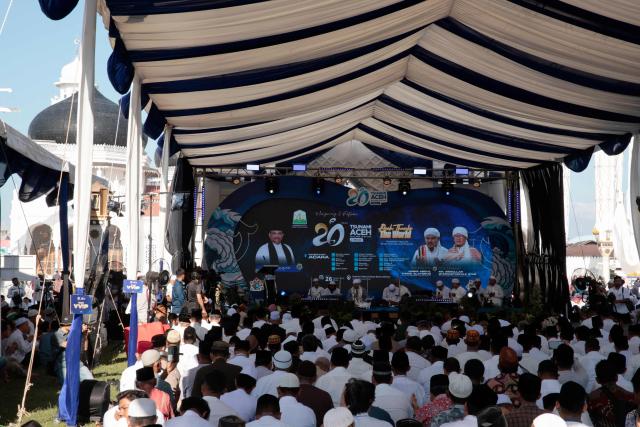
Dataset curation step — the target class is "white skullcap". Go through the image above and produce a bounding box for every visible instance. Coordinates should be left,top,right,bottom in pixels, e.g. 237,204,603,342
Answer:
452,226,468,238
170,275,177,281
128,398,157,418
436,280,444,287
141,349,161,367
270,311,281,321
227,308,237,316
273,350,292,370
353,279,361,285
532,413,567,427
497,394,512,405
452,278,460,284
424,228,440,238
388,284,396,291
15,318,28,327
498,319,510,327
459,315,470,324
343,329,358,344
282,312,293,322
277,373,300,388
448,372,473,398
323,408,354,427
470,325,484,335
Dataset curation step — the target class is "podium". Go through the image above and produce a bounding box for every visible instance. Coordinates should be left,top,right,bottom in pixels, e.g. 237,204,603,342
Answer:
258,265,279,305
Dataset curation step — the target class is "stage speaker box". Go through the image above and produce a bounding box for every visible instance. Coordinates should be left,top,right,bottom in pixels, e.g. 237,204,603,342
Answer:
77,379,110,424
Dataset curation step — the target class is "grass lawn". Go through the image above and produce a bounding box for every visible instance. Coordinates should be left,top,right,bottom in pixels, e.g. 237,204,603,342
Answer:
1,341,127,427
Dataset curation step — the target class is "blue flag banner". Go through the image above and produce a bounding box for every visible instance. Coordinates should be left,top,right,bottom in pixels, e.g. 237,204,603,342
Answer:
127,292,138,366
58,287,83,425
123,279,144,293
70,294,93,315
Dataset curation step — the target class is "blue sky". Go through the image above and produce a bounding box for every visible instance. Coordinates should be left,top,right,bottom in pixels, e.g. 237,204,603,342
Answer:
0,2,598,240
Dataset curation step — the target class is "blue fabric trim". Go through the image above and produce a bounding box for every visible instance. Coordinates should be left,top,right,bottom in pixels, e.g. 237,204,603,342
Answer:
119,91,150,120
38,0,78,20
357,124,526,169
378,95,574,154
400,79,630,142
437,18,640,96
106,0,269,15
127,293,138,366
143,30,422,94
164,51,408,116
509,0,640,46
364,144,434,169
411,47,640,123
373,116,555,163
143,104,165,140
563,147,595,172
108,38,135,95
125,0,424,62
58,285,84,425
599,137,632,156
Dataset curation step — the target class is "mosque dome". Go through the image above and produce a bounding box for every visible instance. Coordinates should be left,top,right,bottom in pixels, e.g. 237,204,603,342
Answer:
28,87,128,146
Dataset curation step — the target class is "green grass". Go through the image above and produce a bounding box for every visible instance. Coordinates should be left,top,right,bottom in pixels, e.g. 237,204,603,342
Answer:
1,341,127,427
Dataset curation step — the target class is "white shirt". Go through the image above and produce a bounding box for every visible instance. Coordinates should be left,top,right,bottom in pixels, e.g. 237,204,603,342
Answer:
322,336,338,352
119,360,143,392
382,286,410,303
406,351,430,381
229,353,254,371
444,341,466,358
252,370,290,398
392,375,427,407
450,286,467,303
353,413,393,427
479,284,503,306
246,415,290,427
191,322,208,342
307,286,323,298
520,350,549,375
608,286,635,314
5,329,32,362
441,415,477,427
165,410,209,427
279,396,316,427
455,350,490,368
434,286,451,299
537,379,561,409
314,366,354,407
203,395,239,426
617,374,633,393
347,357,373,381
483,355,500,381
221,388,257,422
373,383,413,423
418,360,444,394
321,287,341,297
181,363,208,399
103,404,165,427
177,343,199,377
578,351,605,392
255,243,295,266
300,349,330,364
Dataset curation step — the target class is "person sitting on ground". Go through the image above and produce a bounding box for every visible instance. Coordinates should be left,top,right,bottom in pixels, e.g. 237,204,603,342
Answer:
276,372,316,427
343,379,392,427
430,372,473,427
164,397,210,427
414,374,451,427
463,359,484,385
371,361,413,423
391,350,427,407
296,360,334,427
126,398,158,427
504,373,544,427
221,373,258,423
588,360,635,427
443,384,498,427
201,370,239,426
486,347,521,409
246,394,288,427
557,381,590,427
315,347,354,407
135,367,174,420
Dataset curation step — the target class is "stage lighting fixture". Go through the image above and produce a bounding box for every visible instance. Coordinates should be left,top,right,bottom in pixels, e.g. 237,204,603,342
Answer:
473,179,482,188
335,175,343,184
467,291,473,298
442,181,454,196
232,176,241,185
265,176,278,194
413,167,427,175
312,177,324,195
455,168,469,176
398,179,411,195
280,290,287,297
383,176,392,186
247,163,260,171
293,163,307,171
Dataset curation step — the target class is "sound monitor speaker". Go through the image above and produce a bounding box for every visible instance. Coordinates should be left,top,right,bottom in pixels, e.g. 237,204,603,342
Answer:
77,379,110,423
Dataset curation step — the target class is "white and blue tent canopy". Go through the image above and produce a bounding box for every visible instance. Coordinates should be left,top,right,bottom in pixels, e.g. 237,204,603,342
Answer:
97,0,640,171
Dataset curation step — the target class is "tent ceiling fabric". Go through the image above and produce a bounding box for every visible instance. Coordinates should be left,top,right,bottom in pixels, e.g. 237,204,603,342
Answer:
100,0,640,170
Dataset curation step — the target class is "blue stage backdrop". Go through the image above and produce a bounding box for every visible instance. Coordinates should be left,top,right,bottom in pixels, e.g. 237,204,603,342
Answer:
205,177,515,298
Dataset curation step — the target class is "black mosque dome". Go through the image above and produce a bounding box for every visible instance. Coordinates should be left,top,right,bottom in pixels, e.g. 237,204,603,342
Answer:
28,87,128,146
